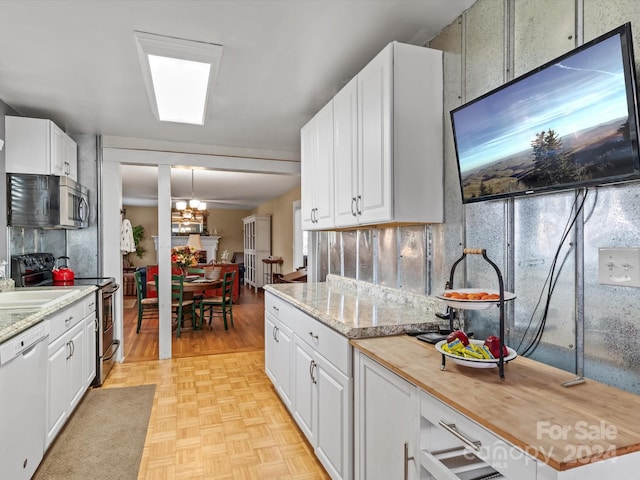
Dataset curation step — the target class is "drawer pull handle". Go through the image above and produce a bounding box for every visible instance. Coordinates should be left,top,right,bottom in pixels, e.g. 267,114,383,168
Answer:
403,442,414,480
308,331,318,341
273,326,279,342
438,421,481,451
65,315,73,325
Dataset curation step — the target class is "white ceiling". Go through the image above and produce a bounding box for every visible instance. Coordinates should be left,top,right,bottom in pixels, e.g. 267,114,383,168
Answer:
0,0,475,208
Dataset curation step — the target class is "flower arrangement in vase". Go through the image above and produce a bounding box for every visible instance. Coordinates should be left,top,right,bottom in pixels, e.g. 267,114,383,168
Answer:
171,245,198,274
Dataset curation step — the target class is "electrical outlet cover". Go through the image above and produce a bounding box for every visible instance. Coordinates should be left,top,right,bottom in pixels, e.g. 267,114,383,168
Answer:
598,247,640,287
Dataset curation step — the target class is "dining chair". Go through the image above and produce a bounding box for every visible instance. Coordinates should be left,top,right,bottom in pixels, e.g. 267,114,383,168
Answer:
134,271,158,333
198,271,235,330
154,273,195,337
186,267,206,303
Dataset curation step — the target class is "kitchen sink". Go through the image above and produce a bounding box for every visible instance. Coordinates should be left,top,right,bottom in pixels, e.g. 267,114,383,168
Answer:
0,289,77,310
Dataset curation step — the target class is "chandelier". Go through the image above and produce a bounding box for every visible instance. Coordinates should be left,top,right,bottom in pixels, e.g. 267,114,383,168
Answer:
175,169,207,222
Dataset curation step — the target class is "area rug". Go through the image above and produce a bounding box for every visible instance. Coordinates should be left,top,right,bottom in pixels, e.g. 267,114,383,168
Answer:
33,384,156,480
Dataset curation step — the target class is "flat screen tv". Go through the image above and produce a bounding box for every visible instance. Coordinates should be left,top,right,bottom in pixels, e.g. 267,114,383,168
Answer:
451,23,640,204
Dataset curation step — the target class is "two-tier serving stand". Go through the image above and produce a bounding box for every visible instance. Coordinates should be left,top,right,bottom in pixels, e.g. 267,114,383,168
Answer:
438,248,515,379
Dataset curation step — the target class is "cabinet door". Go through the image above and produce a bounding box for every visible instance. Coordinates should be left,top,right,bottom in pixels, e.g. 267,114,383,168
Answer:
46,334,70,447
315,352,351,480
67,320,86,411
355,351,418,480
85,314,97,387
334,77,359,227
63,134,78,181
358,43,393,225
265,314,278,384
275,320,293,409
265,312,293,409
301,101,334,230
49,122,65,176
301,118,317,229
292,334,316,445
314,101,335,229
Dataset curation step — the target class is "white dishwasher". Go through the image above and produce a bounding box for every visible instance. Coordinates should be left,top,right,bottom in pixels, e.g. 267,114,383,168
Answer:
0,322,48,480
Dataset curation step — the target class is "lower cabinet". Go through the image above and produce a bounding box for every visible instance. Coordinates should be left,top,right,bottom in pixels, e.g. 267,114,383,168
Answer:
84,311,97,386
354,350,419,480
46,294,96,448
264,292,352,480
264,311,293,410
354,349,536,480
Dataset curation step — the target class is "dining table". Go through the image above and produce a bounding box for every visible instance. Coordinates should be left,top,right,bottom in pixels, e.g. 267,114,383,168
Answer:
147,276,223,331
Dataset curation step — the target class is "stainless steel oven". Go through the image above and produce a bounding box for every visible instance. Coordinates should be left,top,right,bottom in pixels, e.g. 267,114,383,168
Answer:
95,279,120,386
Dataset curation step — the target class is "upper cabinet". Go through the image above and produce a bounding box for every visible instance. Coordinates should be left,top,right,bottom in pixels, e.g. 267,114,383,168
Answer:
303,41,444,230
5,116,78,182
301,100,335,230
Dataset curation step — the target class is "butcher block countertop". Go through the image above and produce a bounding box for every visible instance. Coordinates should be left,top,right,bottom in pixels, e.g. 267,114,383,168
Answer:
351,335,640,472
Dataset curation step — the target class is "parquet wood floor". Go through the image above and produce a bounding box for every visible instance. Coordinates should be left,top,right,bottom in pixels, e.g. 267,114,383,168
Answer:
110,285,330,479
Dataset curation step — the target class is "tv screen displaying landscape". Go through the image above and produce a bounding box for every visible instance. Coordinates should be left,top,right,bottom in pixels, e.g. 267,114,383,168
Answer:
451,23,640,203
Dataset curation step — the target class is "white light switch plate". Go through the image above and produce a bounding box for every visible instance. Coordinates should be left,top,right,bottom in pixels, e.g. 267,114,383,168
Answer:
598,248,640,287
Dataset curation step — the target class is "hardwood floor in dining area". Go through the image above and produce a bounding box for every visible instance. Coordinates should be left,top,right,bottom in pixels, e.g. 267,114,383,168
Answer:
109,284,330,479
122,284,266,362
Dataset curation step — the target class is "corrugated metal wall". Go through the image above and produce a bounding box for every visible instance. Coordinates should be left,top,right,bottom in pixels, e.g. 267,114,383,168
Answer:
309,0,640,395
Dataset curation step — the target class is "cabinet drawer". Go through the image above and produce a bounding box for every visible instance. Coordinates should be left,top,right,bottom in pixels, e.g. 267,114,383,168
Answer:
83,293,97,317
420,390,536,480
265,291,351,375
48,301,84,343
265,293,297,325
295,311,350,376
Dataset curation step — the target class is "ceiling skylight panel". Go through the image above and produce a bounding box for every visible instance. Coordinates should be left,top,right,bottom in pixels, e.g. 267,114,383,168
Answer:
148,55,211,124
134,31,223,126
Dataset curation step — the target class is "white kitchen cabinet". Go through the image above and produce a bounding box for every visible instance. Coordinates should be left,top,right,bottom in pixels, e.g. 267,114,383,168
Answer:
301,100,335,230
354,350,536,480
420,389,537,480
354,350,419,480
243,214,271,291
292,331,351,480
5,116,78,181
292,334,315,441
264,308,293,410
63,133,78,181
333,42,444,227
45,294,94,447
333,77,360,226
264,291,352,480
314,346,351,480
84,295,97,387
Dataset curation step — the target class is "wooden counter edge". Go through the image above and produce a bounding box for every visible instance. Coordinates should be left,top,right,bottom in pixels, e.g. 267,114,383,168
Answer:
350,335,640,472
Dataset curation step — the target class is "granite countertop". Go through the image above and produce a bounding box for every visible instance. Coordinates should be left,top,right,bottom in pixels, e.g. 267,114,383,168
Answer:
0,286,97,344
263,274,444,338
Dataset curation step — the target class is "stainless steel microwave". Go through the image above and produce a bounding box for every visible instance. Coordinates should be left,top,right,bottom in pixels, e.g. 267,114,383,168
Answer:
7,174,89,229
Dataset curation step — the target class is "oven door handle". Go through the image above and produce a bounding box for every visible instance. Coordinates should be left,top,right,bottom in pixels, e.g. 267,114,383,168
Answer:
103,339,120,362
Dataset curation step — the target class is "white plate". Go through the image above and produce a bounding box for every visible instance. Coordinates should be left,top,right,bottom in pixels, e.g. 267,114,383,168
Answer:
436,288,516,310
435,339,517,369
